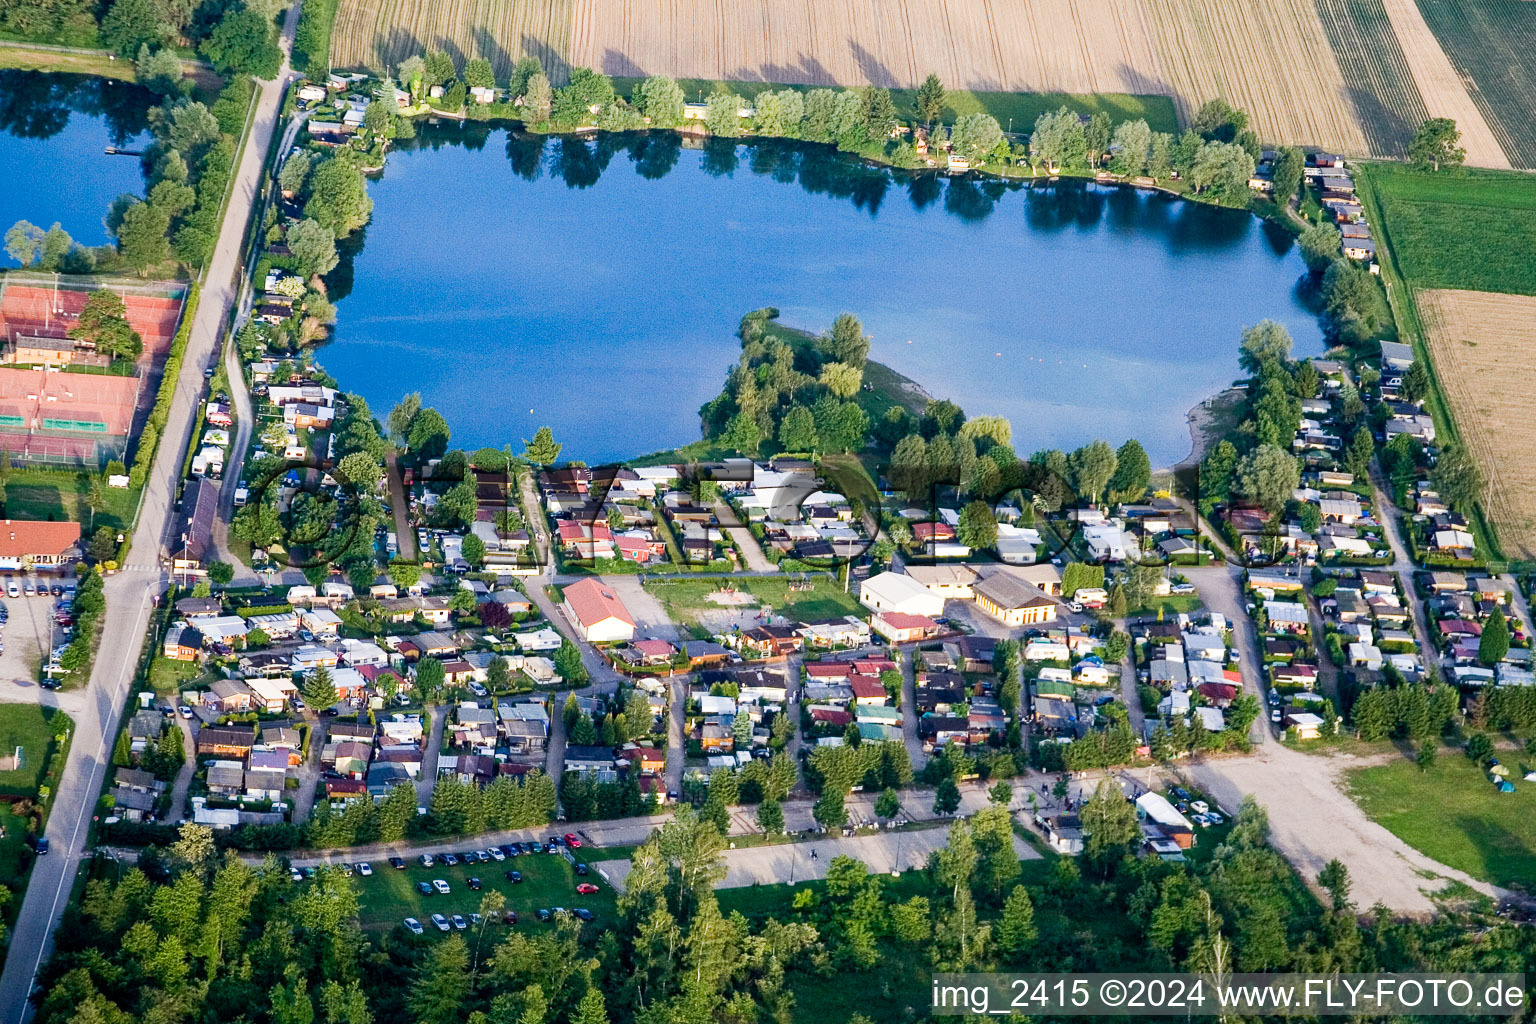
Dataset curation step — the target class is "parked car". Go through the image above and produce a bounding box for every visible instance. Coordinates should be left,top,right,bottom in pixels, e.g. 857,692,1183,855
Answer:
576,883,599,895
505,870,523,883
488,847,506,861
468,877,482,890
431,914,450,932
419,854,435,867
441,853,458,866
451,915,467,931
564,833,581,848
178,706,194,719
356,862,373,876
390,856,407,869
34,837,50,855
573,908,594,922
503,910,518,925
469,913,483,926
536,908,551,922
404,917,424,934
432,879,451,894
574,863,589,876
416,882,433,895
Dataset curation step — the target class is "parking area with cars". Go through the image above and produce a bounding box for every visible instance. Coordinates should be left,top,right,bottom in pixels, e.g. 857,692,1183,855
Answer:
0,578,75,690
315,837,616,935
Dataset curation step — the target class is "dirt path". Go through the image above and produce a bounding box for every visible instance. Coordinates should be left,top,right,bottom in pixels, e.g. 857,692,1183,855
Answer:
1377,0,1510,168
383,452,418,562
1189,744,1515,913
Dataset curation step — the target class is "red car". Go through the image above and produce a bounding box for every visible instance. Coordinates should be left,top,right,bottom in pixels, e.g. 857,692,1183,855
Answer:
576,883,599,895
564,833,581,848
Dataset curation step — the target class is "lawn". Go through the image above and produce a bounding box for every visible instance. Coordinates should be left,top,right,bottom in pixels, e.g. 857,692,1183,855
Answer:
348,846,617,934
1360,163,1536,296
1347,753,1536,890
644,575,862,629
0,704,65,796
3,467,139,534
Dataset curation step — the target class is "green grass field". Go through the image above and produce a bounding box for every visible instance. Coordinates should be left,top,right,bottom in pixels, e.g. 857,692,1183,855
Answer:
1348,753,1536,890
1361,163,1536,296
1412,0,1536,168
3,467,139,533
0,705,64,796
644,575,862,628
348,847,617,933
611,79,1179,135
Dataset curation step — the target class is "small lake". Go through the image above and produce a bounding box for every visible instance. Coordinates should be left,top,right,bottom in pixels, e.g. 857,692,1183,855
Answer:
326,125,1325,466
0,70,154,258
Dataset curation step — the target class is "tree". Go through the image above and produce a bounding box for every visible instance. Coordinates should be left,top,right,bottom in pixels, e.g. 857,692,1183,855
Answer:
460,531,485,567
1239,319,1293,374
637,74,685,127
1107,439,1150,501
1323,256,1391,345
69,289,144,361
1068,439,1117,504
522,73,552,123
862,86,897,140
1431,443,1483,512
721,412,763,456
933,776,961,815
1189,140,1255,200
875,787,900,820
4,220,42,266
777,405,818,452
1080,779,1138,861
704,91,743,136
387,559,421,590
207,560,234,585
756,797,783,835
1084,111,1111,167
1345,427,1374,481
818,361,862,399
411,934,470,1024
305,158,373,237
117,202,171,273
1408,118,1465,172
301,666,338,711
996,885,1037,959
407,408,450,462
956,500,997,550
555,638,588,685
523,426,561,465
1298,222,1341,275
100,0,171,55
1416,738,1437,772
1317,858,1352,910
1400,359,1431,403
1480,606,1510,666
1271,146,1304,204
950,112,1003,163
202,7,280,77
464,57,494,89
1109,118,1151,175
914,72,945,124
825,313,870,368
286,218,338,278
1233,444,1299,514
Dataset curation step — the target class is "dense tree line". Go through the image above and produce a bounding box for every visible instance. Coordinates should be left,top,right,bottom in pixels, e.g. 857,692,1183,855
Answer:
44,789,1536,1024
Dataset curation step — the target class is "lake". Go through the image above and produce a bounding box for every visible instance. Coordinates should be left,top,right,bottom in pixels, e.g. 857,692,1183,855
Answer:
325,126,1325,466
0,70,154,258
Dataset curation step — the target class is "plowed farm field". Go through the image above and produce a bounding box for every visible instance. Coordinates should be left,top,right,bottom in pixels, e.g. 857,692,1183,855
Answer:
329,0,572,81
326,0,1509,162
1416,288,1536,560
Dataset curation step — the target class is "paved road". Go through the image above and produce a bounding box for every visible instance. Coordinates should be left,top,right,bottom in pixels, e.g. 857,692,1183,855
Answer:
1368,463,1437,664
712,501,774,572
1184,565,1270,746
0,7,301,1019
209,335,258,584
164,713,197,822
416,705,446,805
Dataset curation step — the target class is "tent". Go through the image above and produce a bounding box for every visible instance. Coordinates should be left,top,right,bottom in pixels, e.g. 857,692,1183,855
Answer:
1497,781,1516,793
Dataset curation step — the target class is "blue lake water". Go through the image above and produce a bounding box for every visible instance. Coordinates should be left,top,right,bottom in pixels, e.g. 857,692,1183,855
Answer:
0,70,153,257
325,127,1325,466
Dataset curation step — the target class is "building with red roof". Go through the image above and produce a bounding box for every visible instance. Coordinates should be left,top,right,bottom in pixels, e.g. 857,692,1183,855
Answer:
561,577,636,643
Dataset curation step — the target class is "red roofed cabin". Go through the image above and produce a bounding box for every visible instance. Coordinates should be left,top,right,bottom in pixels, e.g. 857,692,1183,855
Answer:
0,519,80,572
561,577,636,643
872,612,943,643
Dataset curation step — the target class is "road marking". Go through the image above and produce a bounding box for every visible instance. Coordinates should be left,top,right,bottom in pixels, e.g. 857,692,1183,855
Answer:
15,577,157,1021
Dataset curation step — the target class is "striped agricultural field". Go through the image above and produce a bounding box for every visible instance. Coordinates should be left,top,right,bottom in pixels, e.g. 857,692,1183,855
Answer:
1412,0,1536,168
1415,289,1536,561
1313,0,1428,157
329,0,573,81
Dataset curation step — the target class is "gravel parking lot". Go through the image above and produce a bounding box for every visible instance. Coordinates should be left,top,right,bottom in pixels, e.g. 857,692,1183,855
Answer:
595,826,1038,891
0,590,62,687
